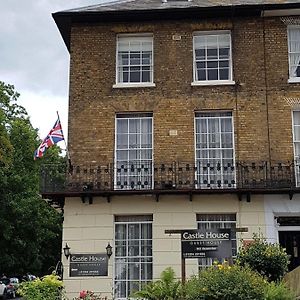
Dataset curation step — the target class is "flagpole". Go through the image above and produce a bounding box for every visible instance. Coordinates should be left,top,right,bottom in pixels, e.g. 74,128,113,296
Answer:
56,111,73,173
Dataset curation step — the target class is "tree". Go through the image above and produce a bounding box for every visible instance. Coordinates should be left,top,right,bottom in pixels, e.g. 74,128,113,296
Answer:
0,81,63,276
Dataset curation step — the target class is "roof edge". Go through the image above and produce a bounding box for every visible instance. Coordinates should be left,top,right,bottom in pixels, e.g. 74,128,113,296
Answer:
52,2,300,52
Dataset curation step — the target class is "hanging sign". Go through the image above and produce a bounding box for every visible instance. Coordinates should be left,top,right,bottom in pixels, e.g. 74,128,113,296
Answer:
69,253,108,277
181,229,232,259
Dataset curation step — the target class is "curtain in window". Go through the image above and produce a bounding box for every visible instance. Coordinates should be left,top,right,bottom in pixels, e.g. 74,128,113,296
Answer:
293,111,300,186
195,112,235,189
117,36,153,83
289,28,300,78
115,115,153,190
114,216,153,299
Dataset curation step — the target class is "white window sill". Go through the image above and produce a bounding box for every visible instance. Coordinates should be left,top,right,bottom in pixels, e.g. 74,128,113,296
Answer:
113,83,156,89
191,80,236,86
288,78,300,84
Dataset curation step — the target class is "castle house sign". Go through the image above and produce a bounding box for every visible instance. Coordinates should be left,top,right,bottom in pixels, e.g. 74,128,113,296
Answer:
70,254,108,277
181,229,232,259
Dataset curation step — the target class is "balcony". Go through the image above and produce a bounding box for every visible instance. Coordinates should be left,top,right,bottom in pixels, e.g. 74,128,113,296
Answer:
40,161,300,206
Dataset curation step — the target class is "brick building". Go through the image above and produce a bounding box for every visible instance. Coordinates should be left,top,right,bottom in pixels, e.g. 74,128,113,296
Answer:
45,0,300,298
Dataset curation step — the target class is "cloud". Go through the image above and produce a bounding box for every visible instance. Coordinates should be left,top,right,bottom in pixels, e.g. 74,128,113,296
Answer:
0,0,107,139
18,89,69,142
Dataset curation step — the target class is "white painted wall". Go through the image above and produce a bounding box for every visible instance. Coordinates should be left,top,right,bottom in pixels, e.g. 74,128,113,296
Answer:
62,193,266,299
264,194,300,243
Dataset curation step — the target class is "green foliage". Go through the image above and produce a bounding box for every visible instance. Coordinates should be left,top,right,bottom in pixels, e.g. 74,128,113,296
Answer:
237,233,289,281
18,273,65,300
133,267,183,300
185,264,267,300
73,290,108,300
264,281,295,300
0,81,63,276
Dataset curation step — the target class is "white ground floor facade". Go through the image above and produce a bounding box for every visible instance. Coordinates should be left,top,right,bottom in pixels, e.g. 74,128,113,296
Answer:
61,193,300,299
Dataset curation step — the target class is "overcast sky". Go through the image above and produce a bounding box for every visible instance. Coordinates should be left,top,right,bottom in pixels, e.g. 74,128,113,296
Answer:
0,0,107,143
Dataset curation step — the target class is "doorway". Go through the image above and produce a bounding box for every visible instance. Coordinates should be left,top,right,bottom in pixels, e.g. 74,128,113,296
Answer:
278,224,300,271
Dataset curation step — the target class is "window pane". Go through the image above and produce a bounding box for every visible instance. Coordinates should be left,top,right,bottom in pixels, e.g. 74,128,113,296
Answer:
141,223,152,239
142,51,151,64
207,61,218,68
206,35,218,48
208,69,218,80
194,36,206,48
115,241,127,257
117,150,128,161
117,134,128,149
207,49,218,59
219,68,229,80
142,71,150,82
117,119,128,133
221,118,232,132
119,52,129,65
218,34,230,47
129,150,140,160
141,119,152,133
195,48,205,60
141,134,152,148
122,71,129,82
130,52,141,65
116,224,126,240
128,240,139,256
129,134,139,148
219,61,229,68
129,119,140,133
197,70,206,81
219,48,229,59
130,70,140,83
293,111,300,125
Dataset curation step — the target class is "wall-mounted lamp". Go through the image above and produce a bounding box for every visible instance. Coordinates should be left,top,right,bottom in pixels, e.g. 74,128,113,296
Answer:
63,243,71,259
106,242,113,259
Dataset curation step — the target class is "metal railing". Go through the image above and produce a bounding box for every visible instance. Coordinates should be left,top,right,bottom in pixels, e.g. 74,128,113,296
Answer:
40,161,299,194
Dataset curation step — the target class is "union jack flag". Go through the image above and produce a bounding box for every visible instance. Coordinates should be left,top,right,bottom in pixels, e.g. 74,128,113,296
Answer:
34,118,64,159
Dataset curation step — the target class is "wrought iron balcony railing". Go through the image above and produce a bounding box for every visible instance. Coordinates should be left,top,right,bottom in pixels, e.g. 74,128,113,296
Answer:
40,161,300,195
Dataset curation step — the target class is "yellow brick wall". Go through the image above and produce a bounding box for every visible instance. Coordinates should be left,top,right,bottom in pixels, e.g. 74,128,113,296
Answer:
67,17,300,166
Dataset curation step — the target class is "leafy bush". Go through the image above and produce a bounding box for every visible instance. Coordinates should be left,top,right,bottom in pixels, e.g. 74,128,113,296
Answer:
264,281,295,300
73,290,108,300
18,273,64,300
237,233,289,281
132,267,183,300
185,263,267,300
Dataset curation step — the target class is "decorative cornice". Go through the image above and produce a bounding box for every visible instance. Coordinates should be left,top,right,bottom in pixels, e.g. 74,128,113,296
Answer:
281,17,300,25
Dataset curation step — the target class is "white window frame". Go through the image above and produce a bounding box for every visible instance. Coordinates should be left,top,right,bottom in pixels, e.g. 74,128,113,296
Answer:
197,213,237,269
292,110,300,186
114,113,154,190
113,34,155,88
288,26,300,83
114,215,153,300
194,111,236,189
192,30,235,86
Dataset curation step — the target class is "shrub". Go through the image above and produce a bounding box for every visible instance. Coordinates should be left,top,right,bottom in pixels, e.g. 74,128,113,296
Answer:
237,233,289,281
185,263,267,300
73,290,108,300
264,281,295,300
18,273,65,300
132,267,183,300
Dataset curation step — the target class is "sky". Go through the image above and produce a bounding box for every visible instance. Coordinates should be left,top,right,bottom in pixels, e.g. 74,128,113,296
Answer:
0,0,108,143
